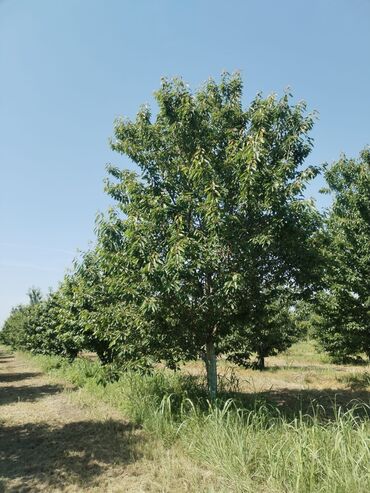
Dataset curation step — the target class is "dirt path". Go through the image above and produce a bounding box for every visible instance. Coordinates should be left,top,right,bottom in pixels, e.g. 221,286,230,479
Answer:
0,348,150,493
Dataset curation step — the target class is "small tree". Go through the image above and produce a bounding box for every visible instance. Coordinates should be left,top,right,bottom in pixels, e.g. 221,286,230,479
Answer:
0,304,31,349
0,288,42,349
24,288,83,359
64,249,130,365
316,148,370,362
223,292,299,370
61,251,116,364
27,286,42,305
105,73,321,398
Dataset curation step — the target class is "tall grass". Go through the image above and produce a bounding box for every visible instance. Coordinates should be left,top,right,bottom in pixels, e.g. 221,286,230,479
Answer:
25,352,370,492
180,402,370,492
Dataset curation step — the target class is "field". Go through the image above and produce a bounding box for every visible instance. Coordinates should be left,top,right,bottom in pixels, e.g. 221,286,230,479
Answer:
0,341,369,492
184,341,370,414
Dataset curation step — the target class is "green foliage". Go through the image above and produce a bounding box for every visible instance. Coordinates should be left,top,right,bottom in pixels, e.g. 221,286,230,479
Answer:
23,288,84,359
32,353,120,386
223,293,301,370
0,288,43,348
292,300,322,340
316,148,370,362
100,73,322,393
27,286,42,305
0,304,32,348
57,252,120,364
1,284,84,360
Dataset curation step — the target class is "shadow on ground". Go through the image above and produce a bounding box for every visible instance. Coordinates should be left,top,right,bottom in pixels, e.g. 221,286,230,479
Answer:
0,383,64,407
0,372,43,383
0,420,142,492
0,356,14,363
225,387,370,419
262,365,333,372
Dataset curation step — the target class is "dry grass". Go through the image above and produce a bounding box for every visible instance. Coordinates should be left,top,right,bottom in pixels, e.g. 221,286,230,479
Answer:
1,342,369,492
181,340,370,414
0,348,215,493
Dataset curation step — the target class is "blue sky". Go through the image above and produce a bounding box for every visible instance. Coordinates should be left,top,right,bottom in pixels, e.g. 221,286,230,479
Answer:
1,0,369,323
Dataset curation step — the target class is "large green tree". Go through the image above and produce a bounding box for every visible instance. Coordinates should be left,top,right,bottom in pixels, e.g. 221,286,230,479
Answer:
104,73,321,397
316,148,370,362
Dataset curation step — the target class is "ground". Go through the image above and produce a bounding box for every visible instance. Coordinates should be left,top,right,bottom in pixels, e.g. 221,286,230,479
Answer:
0,342,369,492
0,348,215,493
183,341,370,416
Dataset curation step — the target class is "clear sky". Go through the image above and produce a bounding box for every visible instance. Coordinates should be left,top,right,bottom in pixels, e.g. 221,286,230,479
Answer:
1,0,369,324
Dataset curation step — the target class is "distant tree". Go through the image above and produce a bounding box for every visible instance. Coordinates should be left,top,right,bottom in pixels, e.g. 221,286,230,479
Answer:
63,250,125,365
291,299,321,341
24,286,84,360
316,148,370,362
104,73,322,397
223,292,299,370
0,283,84,359
27,286,42,305
0,287,43,349
0,304,30,348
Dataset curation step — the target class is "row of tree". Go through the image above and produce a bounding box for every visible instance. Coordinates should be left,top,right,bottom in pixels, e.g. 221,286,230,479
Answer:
1,74,369,398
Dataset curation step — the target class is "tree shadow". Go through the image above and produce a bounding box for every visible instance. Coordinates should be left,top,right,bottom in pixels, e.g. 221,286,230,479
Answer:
0,356,14,363
0,383,64,406
265,363,369,372
336,372,370,390
0,419,142,492
226,387,370,420
263,365,332,372
0,372,43,383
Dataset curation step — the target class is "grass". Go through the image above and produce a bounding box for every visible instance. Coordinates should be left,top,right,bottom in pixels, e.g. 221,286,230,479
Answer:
182,402,370,492
337,371,370,390
16,343,370,492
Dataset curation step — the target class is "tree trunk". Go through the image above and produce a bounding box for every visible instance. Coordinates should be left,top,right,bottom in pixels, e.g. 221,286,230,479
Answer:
205,339,217,400
256,345,265,371
95,341,114,365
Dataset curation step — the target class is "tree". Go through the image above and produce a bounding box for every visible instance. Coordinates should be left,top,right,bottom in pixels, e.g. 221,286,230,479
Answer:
104,73,321,398
62,249,137,365
223,291,300,370
0,304,31,348
27,286,42,306
23,287,84,359
1,283,85,359
0,288,43,349
316,148,370,362
59,251,116,364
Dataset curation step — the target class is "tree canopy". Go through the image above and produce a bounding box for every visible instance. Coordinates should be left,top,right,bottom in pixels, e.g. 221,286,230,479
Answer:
315,148,370,361
101,73,322,396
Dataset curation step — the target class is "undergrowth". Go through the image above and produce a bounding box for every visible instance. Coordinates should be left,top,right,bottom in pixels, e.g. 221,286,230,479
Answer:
23,351,370,493
337,371,370,390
